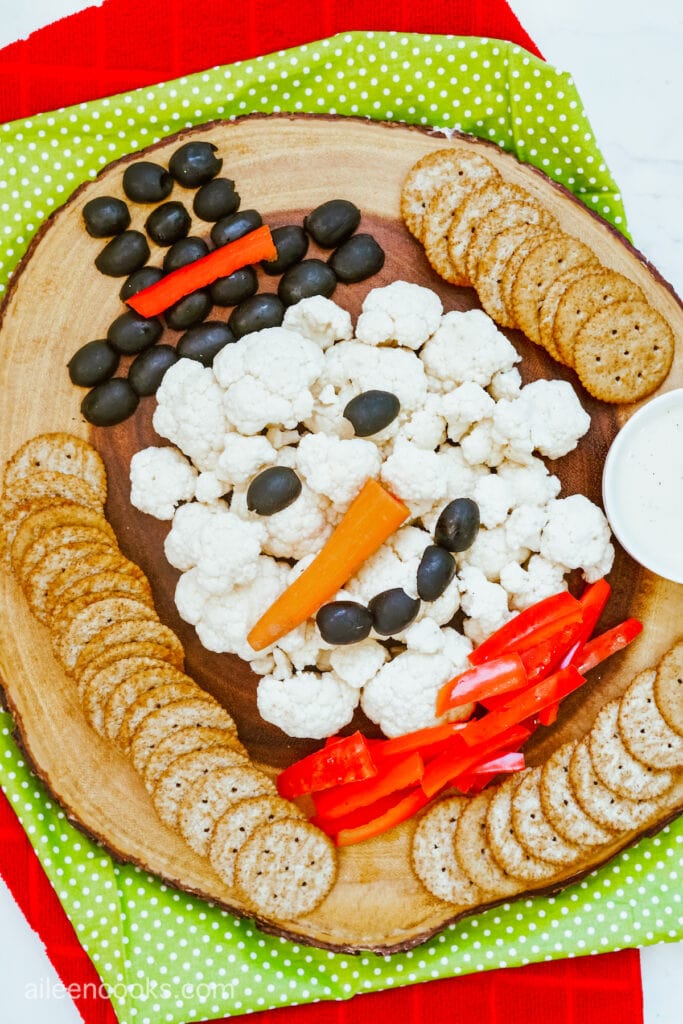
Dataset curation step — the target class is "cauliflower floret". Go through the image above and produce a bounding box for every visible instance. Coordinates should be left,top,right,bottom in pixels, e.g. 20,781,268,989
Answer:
505,503,548,552
500,555,568,611
420,573,461,626
420,447,487,533
164,501,228,571
388,525,432,562
441,382,495,442
257,670,359,739
421,309,520,391
153,359,229,471
194,557,288,659
355,281,443,350
459,565,512,646
266,427,302,450
261,483,334,561
329,640,388,689
472,473,515,529
488,366,522,401
129,445,197,521
296,432,382,510
461,526,529,583
460,419,506,467
440,627,474,672
400,401,447,450
320,341,427,412
174,566,209,626
195,471,226,503
497,457,561,509
539,495,614,581
216,433,276,486
381,439,447,517
282,295,353,351
403,617,446,655
361,652,472,737
213,327,324,433
346,543,419,604
493,379,590,461
195,512,266,594
277,619,330,672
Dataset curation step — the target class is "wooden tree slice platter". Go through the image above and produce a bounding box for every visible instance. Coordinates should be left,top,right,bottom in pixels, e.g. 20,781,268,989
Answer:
1,115,682,952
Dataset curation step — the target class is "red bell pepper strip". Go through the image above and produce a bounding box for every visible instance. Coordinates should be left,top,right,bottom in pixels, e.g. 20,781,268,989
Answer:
459,665,585,748
519,618,585,683
312,750,424,821
468,591,583,666
561,577,612,667
421,723,532,799
311,789,409,835
334,787,430,847
126,225,277,317
435,653,528,716
536,702,559,726
276,730,377,799
454,750,526,793
573,618,643,675
375,721,470,760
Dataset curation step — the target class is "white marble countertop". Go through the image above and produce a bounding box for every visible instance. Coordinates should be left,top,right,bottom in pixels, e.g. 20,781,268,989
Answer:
0,1,681,1022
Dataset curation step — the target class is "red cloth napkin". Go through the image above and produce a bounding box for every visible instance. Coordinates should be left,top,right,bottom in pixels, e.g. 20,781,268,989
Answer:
0,2,644,1024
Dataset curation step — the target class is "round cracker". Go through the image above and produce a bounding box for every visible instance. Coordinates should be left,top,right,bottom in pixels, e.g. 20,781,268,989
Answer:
500,229,566,327
11,502,115,572
485,774,557,882
234,818,337,919
465,198,557,285
538,740,616,846
179,763,276,856
3,432,107,503
568,737,664,832
72,617,185,678
22,541,116,624
509,233,597,344
54,595,160,671
402,147,499,243
144,725,246,790
588,699,674,800
446,180,534,286
45,550,148,618
618,669,683,769
453,790,522,898
130,697,238,780
107,674,198,748
411,797,483,905
553,268,644,365
152,745,250,828
573,300,675,403
473,223,546,328
653,641,683,736
510,765,587,867
210,794,303,889
81,656,173,736
537,264,597,361
17,526,116,588
75,640,185,698
49,569,153,622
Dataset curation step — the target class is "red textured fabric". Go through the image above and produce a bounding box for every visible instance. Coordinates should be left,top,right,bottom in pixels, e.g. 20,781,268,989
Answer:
0,2,643,1024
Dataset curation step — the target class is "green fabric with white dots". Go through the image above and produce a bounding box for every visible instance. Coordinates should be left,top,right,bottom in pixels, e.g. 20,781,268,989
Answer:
0,30,679,1024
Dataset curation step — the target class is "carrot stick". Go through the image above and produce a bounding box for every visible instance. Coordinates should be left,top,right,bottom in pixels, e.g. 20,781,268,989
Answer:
247,479,409,651
126,225,277,317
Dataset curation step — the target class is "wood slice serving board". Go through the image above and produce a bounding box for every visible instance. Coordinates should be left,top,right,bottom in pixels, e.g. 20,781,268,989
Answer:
0,115,682,952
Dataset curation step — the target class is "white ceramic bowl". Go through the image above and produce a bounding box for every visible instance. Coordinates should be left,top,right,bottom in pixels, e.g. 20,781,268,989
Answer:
602,388,683,584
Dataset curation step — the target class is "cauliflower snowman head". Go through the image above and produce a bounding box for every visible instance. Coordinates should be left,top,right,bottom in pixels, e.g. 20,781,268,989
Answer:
131,284,611,740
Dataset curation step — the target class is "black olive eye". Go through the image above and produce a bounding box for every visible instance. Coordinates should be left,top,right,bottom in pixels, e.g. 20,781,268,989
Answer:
144,201,192,247
107,310,163,354
169,142,223,188
228,294,285,339
177,322,235,366
328,233,385,283
163,236,209,273
416,545,456,601
434,498,480,553
210,266,258,307
304,199,361,248
95,231,150,277
122,161,173,203
128,345,178,396
120,266,165,301
164,290,212,331
262,225,309,276
343,390,400,437
246,467,302,516
81,379,139,426
193,178,240,221
82,196,130,237
278,259,337,307
316,601,373,645
368,588,420,636
210,210,263,249
67,340,119,387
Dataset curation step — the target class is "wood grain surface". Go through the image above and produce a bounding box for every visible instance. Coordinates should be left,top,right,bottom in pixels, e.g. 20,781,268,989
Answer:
0,115,682,951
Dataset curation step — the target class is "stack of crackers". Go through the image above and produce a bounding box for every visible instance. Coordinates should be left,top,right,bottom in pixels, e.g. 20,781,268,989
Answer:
401,148,675,403
1,433,337,921
412,646,683,905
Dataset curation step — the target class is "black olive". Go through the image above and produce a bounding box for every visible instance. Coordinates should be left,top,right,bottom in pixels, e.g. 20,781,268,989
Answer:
128,345,178,396
316,601,373,645
434,498,480,553
261,225,309,276
163,236,209,273
165,290,212,331
210,266,258,306
107,310,163,354
228,294,285,338
177,322,235,366
81,378,139,426
343,390,400,437
122,161,173,203
82,196,130,237
328,233,385,284
416,545,456,602
169,142,223,188
95,230,150,277
193,178,240,221
368,588,420,636
210,210,262,249
67,339,119,387
120,266,165,300
304,199,361,248
278,259,337,307
247,466,302,516
144,201,191,246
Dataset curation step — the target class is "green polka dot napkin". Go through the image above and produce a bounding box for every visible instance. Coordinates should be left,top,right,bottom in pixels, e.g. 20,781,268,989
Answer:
0,29,680,1024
